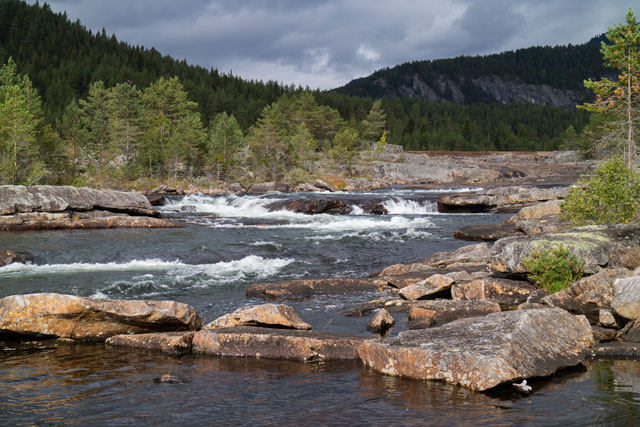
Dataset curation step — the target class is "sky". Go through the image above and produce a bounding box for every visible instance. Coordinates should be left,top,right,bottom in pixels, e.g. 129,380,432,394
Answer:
35,0,640,89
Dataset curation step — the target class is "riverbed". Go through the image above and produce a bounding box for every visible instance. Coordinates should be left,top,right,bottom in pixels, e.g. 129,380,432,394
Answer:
1,188,639,425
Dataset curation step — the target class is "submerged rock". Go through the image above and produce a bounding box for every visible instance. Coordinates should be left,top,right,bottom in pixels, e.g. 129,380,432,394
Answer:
246,278,388,300
0,293,202,340
612,276,640,320
192,327,367,362
204,304,312,330
408,299,501,329
106,332,195,355
358,308,594,391
367,309,395,335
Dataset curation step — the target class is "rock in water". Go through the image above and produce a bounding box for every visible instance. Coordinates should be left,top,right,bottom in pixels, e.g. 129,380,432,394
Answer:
0,293,202,340
367,309,395,334
408,299,501,329
0,250,30,267
106,332,195,355
204,304,312,330
246,278,387,300
358,308,594,391
612,276,640,320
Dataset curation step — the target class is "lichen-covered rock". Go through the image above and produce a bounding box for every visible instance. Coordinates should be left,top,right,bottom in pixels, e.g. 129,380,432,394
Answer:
408,299,501,329
106,332,195,355
0,293,202,340
204,304,311,330
398,274,455,300
246,278,387,300
367,309,395,334
192,327,367,362
612,276,640,320
542,268,632,322
451,278,538,308
358,308,594,391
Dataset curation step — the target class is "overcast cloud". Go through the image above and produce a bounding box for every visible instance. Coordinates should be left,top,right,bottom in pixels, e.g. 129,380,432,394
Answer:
34,0,639,89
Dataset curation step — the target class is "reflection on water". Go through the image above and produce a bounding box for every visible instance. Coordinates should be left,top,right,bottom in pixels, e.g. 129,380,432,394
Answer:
1,342,639,425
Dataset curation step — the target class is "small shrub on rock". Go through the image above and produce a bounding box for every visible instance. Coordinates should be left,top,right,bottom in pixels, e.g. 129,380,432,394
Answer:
560,157,640,226
521,244,585,294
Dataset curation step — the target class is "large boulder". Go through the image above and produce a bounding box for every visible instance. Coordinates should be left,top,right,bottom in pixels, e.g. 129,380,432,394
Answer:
542,268,633,322
0,185,158,216
246,278,388,300
408,299,501,329
612,276,640,320
438,186,567,213
451,278,539,308
203,304,312,330
0,293,202,340
192,327,367,362
358,308,594,391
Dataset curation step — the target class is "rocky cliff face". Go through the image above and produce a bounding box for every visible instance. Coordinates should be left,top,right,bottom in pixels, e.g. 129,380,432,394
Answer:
373,73,580,108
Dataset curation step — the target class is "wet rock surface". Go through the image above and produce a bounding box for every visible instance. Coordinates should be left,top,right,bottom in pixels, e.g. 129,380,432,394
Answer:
192,327,368,362
0,293,202,340
358,308,594,391
408,299,501,329
204,304,312,330
106,332,195,355
246,278,388,300
0,250,30,266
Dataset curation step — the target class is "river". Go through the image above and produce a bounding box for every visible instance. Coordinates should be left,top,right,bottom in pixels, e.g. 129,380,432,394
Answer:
1,188,639,425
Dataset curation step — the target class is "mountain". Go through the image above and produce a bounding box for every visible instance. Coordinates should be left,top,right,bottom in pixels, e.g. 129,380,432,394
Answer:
336,36,612,108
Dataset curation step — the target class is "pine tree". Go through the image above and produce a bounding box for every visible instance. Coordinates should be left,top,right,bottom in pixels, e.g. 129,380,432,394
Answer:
209,112,244,181
57,99,85,179
248,104,287,182
362,99,386,141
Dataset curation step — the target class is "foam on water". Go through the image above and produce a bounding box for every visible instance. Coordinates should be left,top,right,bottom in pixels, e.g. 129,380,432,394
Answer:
381,198,438,215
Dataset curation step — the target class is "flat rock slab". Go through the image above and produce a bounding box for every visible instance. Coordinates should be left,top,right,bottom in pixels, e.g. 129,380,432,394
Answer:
451,278,539,308
246,278,387,300
192,327,368,362
408,299,501,329
612,276,640,320
0,293,202,340
204,304,312,330
106,332,195,355
453,223,524,242
358,308,593,391
438,187,567,213
0,211,177,231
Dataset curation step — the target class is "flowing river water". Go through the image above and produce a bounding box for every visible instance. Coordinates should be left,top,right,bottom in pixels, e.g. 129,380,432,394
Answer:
0,188,639,425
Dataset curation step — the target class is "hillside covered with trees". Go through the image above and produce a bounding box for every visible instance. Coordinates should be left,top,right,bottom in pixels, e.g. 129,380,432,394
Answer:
0,0,598,188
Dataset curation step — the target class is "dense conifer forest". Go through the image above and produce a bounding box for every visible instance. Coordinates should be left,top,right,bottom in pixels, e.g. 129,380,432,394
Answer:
0,0,598,187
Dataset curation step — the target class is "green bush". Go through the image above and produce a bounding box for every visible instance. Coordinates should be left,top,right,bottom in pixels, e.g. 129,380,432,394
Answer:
560,157,640,226
521,244,585,294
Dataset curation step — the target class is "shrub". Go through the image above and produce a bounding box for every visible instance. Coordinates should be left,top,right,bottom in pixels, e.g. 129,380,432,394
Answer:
521,244,585,294
560,157,640,226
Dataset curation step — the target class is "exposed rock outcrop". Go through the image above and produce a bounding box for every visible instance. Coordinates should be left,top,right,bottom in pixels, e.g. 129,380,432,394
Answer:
0,293,202,340
203,304,312,330
358,308,594,391
438,186,567,213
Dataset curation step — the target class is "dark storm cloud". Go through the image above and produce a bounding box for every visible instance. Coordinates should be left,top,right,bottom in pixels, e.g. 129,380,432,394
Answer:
34,0,639,89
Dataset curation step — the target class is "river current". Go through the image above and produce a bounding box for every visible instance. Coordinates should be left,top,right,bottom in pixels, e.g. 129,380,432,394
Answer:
1,188,639,425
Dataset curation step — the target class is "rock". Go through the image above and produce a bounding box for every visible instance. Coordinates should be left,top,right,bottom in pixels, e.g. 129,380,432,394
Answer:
591,326,619,343
247,182,291,193
358,308,594,391
0,293,202,340
297,183,323,192
0,185,158,217
106,332,195,355
408,299,501,329
398,274,455,300
453,223,524,241
145,194,167,206
0,211,178,231
451,278,539,308
438,186,567,213
507,199,562,222
153,374,191,384
588,342,640,359
314,180,337,192
612,276,640,320
542,268,633,322
277,199,352,215
517,302,548,310
246,278,387,300
204,304,312,330
192,327,367,362
224,183,245,193
599,309,618,328
616,319,640,342
367,309,395,334
180,205,197,213
0,250,30,267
